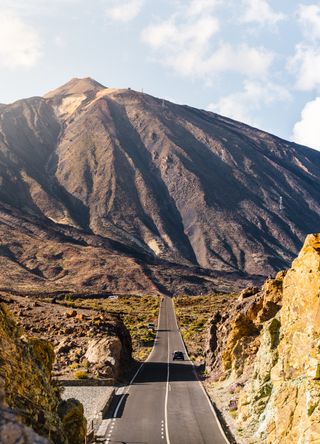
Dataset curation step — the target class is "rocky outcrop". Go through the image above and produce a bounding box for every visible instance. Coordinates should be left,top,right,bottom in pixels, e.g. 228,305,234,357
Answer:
206,234,320,443
85,336,123,379
5,295,133,382
207,272,283,381
0,384,49,444
0,303,86,443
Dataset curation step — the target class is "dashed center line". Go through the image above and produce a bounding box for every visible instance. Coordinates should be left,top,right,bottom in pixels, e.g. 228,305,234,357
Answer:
164,306,171,444
102,298,175,444
161,418,165,439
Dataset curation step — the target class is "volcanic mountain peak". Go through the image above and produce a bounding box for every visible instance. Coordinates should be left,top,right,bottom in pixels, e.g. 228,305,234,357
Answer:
44,77,106,99
0,78,320,295
43,77,109,119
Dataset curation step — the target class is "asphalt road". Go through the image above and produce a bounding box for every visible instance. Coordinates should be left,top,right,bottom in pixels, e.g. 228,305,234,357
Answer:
103,296,229,444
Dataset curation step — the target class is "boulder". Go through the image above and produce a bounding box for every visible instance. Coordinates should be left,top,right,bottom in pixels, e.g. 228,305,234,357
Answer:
0,407,49,444
65,310,77,318
238,286,260,301
85,336,122,380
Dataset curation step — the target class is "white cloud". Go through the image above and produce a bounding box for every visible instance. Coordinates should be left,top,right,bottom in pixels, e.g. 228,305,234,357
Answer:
186,0,222,17
292,97,320,150
288,44,320,91
105,0,144,22
0,0,82,16
142,16,219,51
203,43,273,77
142,4,274,79
0,10,42,68
241,0,285,25
297,3,320,40
207,80,291,126
290,4,320,91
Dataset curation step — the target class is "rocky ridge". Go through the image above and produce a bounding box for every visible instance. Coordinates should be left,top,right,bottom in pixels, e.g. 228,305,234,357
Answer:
206,233,320,443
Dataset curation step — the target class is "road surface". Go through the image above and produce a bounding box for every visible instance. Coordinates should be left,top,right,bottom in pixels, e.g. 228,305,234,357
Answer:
102,296,229,444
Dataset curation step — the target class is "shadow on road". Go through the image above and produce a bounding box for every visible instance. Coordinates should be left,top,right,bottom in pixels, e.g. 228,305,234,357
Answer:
104,393,129,419
131,361,197,384
104,362,198,419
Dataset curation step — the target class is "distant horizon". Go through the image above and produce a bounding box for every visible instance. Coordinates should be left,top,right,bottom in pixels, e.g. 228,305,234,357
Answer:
0,1,320,149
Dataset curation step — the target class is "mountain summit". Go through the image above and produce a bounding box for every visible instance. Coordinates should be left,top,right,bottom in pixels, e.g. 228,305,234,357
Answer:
0,78,319,295
44,77,106,98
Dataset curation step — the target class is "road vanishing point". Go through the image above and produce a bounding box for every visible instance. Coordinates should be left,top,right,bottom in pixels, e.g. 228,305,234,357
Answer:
102,296,229,444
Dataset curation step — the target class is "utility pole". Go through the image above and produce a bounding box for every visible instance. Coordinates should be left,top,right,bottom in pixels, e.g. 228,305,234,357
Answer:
279,196,284,211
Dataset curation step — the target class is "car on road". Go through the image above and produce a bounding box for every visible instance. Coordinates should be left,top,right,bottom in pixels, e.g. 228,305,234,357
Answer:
108,295,118,300
172,350,184,361
147,322,156,330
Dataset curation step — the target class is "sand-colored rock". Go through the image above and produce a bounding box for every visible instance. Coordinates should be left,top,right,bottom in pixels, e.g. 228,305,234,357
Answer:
208,273,283,381
251,234,320,443
85,336,122,378
207,234,320,443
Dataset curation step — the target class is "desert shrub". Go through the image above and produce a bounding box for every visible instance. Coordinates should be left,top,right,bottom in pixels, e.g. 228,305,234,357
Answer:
74,370,88,379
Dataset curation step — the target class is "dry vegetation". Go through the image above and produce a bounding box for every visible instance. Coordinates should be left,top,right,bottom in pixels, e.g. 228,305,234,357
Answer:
57,295,160,361
174,294,238,366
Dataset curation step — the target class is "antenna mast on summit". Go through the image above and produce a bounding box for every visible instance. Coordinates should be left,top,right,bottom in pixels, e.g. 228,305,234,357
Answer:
279,196,284,211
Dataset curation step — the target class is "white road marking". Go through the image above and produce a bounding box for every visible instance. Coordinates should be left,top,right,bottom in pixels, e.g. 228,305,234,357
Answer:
171,298,230,444
96,419,111,437
104,297,164,440
164,301,171,444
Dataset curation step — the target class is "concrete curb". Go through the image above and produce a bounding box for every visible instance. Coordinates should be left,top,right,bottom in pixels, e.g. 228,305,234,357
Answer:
88,387,116,441
56,378,114,386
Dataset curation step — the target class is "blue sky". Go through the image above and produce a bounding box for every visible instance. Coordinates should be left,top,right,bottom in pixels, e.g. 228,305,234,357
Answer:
0,0,320,149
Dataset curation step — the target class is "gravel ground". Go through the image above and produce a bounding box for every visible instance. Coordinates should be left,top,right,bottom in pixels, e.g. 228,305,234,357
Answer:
61,386,115,424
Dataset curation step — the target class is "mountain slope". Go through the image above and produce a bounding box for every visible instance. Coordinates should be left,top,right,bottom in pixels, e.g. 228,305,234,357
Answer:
0,77,319,294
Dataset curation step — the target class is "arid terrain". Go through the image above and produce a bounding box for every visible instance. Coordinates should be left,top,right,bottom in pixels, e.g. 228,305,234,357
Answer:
0,77,319,294
0,292,161,381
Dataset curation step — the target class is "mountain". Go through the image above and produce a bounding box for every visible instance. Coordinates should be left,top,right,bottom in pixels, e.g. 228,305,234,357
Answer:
0,77,319,295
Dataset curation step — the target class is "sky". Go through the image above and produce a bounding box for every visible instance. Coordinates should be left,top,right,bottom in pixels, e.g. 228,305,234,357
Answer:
0,0,320,149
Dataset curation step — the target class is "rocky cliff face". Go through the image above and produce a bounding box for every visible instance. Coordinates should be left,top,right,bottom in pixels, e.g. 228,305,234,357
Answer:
206,234,320,443
0,77,319,294
0,302,86,443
